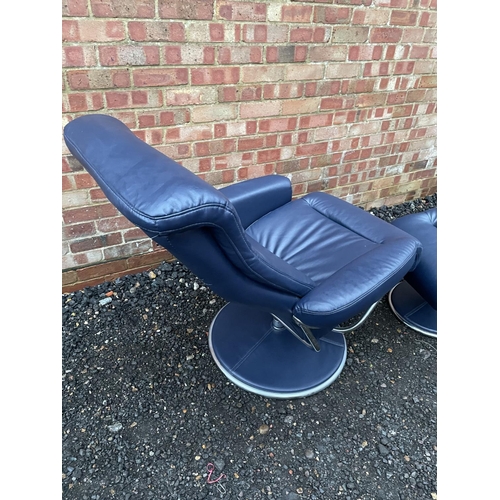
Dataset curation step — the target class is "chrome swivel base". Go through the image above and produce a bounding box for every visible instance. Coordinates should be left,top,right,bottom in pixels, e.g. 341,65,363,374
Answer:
208,302,347,399
388,281,437,337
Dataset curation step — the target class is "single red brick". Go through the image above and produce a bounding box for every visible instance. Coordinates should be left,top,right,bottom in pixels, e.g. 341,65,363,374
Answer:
63,0,89,16
62,222,96,241
274,82,304,99
159,109,190,126
98,46,118,66
394,61,415,75
217,1,267,21
214,124,227,138
62,20,79,42
243,24,268,42
222,170,235,183
309,46,348,62
73,259,123,282
242,65,284,83
370,28,403,43
210,23,225,41
387,91,407,105
402,27,425,43
103,240,152,260
63,47,86,67
131,90,149,105
123,228,148,242
204,47,216,64
71,233,122,253
363,61,391,76
282,97,321,115
298,132,309,143
128,21,185,42
193,158,210,172
238,137,265,151
107,112,136,128
62,174,73,191
282,5,313,23
391,104,413,118
259,117,297,133
290,27,314,42
90,0,155,18
67,93,86,112
320,97,348,110
265,134,278,148
67,20,126,42
167,88,215,105
67,69,131,90
191,67,240,85
355,93,387,108
133,130,146,142
390,10,418,26
385,45,410,60
299,114,333,129
417,75,437,88
97,216,135,233
133,68,188,87
246,122,258,134
195,139,236,157
296,142,329,156
148,129,163,144
348,45,383,61
286,64,323,81
257,149,281,163
138,114,156,128
67,71,90,90
419,11,437,27
105,91,129,108
314,6,351,24
219,87,238,102
165,46,182,64
74,172,97,189
234,24,241,42
220,46,262,64
159,0,213,20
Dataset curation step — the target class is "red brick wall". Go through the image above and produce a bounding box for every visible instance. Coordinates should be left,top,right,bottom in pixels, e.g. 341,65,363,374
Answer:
62,0,437,292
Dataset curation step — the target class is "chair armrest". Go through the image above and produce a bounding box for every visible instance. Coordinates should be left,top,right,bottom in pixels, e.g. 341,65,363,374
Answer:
292,237,422,329
220,175,292,228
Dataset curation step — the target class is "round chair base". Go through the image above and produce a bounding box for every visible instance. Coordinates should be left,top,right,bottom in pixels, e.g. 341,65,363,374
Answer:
208,303,347,399
388,281,437,337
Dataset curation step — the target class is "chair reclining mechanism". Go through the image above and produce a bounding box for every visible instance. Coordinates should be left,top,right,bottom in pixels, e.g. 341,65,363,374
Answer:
64,114,422,399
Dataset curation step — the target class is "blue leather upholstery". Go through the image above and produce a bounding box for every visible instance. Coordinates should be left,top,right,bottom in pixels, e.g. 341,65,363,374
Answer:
64,114,423,397
389,208,437,337
392,209,437,309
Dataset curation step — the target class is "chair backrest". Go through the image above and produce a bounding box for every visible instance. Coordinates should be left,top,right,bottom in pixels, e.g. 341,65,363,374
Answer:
64,114,313,310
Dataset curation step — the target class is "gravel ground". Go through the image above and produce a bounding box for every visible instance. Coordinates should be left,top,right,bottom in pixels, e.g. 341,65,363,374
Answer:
62,194,437,500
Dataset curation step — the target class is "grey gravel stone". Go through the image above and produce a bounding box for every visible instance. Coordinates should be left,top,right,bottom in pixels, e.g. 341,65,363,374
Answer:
213,458,225,471
379,444,390,455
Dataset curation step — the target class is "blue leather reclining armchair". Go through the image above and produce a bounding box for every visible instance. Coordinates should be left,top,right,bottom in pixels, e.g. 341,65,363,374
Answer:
64,114,422,399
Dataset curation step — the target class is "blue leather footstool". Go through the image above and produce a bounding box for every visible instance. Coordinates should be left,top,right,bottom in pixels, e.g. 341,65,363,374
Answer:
388,208,437,337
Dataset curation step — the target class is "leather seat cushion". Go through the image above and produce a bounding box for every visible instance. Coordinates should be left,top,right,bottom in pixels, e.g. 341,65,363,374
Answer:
247,192,388,284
